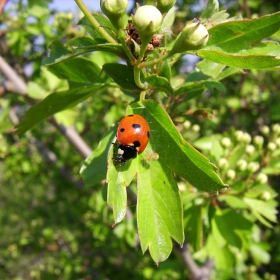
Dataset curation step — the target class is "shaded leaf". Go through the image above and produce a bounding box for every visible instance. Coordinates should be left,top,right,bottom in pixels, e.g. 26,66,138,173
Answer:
103,63,141,93
80,127,116,186
16,85,106,135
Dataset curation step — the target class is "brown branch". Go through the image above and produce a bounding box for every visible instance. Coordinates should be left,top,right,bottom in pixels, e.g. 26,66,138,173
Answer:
180,242,215,280
0,0,8,16
9,109,84,189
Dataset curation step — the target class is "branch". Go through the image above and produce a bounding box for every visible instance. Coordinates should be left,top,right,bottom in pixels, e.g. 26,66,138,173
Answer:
9,109,84,189
180,242,215,280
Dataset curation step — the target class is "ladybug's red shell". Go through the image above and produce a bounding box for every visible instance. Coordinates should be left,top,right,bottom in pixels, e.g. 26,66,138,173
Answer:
117,114,150,153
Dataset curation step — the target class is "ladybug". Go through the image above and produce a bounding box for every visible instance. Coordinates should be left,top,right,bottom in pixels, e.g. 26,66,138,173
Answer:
113,114,150,165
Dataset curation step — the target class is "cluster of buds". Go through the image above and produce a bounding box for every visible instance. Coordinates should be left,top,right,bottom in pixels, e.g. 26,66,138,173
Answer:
100,1,209,57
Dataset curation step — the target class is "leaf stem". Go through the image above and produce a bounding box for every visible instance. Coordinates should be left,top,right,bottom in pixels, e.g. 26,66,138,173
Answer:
134,66,147,89
118,30,136,64
138,51,170,69
74,0,117,44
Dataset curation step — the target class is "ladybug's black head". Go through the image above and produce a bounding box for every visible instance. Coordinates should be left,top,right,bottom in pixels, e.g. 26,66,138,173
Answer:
113,144,137,166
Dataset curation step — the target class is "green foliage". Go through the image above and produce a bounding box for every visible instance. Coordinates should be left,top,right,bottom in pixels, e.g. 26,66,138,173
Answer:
1,0,280,279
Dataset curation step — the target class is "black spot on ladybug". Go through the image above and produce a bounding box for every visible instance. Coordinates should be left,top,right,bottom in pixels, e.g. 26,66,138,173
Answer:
147,131,150,138
128,114,134,117
120,128,125,132
133,141,140,147
132,124,141,129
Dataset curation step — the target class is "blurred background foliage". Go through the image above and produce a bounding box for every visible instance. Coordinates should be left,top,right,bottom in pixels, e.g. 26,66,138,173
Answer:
1,0,280,279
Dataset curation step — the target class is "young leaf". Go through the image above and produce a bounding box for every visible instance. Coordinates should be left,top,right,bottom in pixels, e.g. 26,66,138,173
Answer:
107,144,139,224
128,100,227,192
16,85,106,135
145,75,173,94
137,153,184,263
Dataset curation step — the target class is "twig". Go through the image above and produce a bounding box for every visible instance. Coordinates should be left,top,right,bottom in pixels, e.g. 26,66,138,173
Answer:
0,0,8,16
180,242,215,280
9,109,84,189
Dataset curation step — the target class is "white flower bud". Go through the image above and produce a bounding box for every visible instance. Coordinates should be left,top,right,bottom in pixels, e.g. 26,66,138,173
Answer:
267,142,277,151
256,173,268,184
247,162,260,173
192,124,200,132
221,137,231,148
237,159,247,171
260,125,270,135
169,19,209,55
132,5,162,40
272,123,280,135
218,158,228,169
226,169,236,180
253,135,264,147
246,145,255,155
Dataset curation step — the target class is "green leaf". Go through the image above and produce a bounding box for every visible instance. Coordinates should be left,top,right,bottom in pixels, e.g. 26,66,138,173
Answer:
43,39,125,66
200,0,219,19
80,127,116,186
196,50,280,70
212,208,252,249
145,75,173,94
207,12,280,51
184,205,203,251
196,12,280,69
129,100,227,192
47,57,104,84
78,13,118,42
102,63,141,93
107,154,138,224
137,155,184,263
16,85,106,135
206,233,235,270
243,197,278,225
218,195,248,209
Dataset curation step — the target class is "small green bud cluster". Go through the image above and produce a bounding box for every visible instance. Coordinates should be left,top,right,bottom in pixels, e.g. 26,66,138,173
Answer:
144,0,176,13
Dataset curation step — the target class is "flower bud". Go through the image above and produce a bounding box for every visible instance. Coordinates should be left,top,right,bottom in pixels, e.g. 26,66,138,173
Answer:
183,120,191,130
253,135,264,147
221,137,231,148
156,0,176,13
169,19,209,55
132,5,162,41
235,130,244,142
242,132,252,144
256,173,268,184
272,123,280,135
246,144,255,155
100,0,128,30
260,125,270,135
226,169,236,180
267,141,276,151
236,159,247,171
192,124,200,132
218,158,228,169
247,162,260,173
